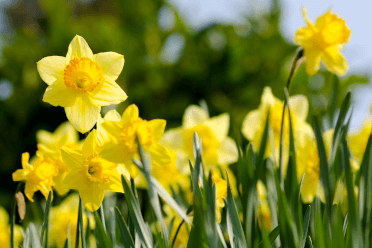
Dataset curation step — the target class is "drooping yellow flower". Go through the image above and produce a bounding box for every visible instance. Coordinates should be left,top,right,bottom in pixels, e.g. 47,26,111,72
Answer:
60,130,125,211
161,105,238,175
50,194,96,248
348,118,372,165
99,104,171,178
242,87,312,166
256,181,272,230
36,121,81,195
37,35,127,133
13,152,58,201
0,206,23,247
295,8,351,76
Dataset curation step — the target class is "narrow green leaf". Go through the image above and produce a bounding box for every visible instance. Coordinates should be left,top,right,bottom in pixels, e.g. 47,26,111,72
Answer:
40,191,52,246
258,225,280,248
94,212,113,248
121,175,153,248
205,174,218,248
109,208,116,246
30,223,42,248
79,197,86,248
225,170,247,248
187,187,205,248
255,110,270,180
63,223,71,248
115,207,135,248
302,206,311,248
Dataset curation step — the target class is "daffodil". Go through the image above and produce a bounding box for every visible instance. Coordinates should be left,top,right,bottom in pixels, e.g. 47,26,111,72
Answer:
256,181,272,230
211,171,228,223
295,8,351,76
242,86,312,166
348,118,372,166
50,194,96,248
161,105,238,175
37,35,127,133
163,205,191,248
99,104,171,178
36,121,81,195
13,152,58,201
60,130,126,211
0,207,23,247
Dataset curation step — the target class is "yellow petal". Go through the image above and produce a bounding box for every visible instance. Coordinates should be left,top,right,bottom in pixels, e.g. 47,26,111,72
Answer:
103,110,121,122
53,172,70,196
160,128,184,150
37,121,78,146
12,169,27,181
82,130,97,158
216,137,238,165
302,7,315,27
99,142,127,164
206,113,229,142
22,152,30,169
148,119,166,142
288,95,309,121
147,144,172,166
102,169,124,193
65,95,101,134
322,46,348,76
43,79,77,107
121,104,139,123
241,109,262,141
63,167,90,191
101,121,122,143
94,52,125,81
301,172,319,203
304,49,322,76
37,56,66,85
89,78,127,106
24,182,37,202
294,27,314,47
66,35,94,64
60,146,84,169
260,87,280,107
183,105,209,129
79,184,105,212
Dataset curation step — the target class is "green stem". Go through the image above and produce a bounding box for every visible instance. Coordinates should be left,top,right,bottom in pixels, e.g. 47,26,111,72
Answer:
99,203,106,232
79,197,86,248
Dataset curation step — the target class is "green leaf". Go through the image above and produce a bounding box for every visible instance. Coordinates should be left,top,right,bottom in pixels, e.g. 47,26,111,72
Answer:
204,173,218,248
258,225,280,248
301,206,311,248
187,187,205,248
225,170,247,248
115,207,135,248
121,175,153,248
30,223,42,248
40,191,52,246
94,212,113,248
109,208,116,246
255,110,270,181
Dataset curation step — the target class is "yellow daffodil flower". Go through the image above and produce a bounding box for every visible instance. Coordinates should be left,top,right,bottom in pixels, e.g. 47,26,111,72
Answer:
295,8,351,76
36,121,81,195
50,194,95,248
37,35,127,133
257,181,272,230
0,206,23,247
60,130,125,211
242,87,312,166
211,171,228,223
161,105,238,175
13,152,58,201
163,205,191,248
348,118,372,165
99,104,171,178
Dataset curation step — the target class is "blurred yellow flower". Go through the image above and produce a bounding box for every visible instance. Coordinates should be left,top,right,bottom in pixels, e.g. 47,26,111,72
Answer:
13,152,58,201
242,87,312,166
0,206,23,247
256,181,272,230
295,8,350,76
99,104,171,178
37,121,81,195
211,171,227,223
163,205,191,248
50,194,95,248
37,35,127,133
348,118,372,165
60,130,125,211
161,105,238,174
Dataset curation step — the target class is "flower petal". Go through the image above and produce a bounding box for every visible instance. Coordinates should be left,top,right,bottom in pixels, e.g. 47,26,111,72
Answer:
121,104,139,123
206,113,229,143
82,130,97,158
43,79,77,107
89,78,127,106
304,49,322,76
66,35,94,64
183,105,209,129
99,142,127,164
37,56,66,85
148,119,166,142
79,183,105,212
12,169,27,181
60,146,84,169
102,168,125,193
241,109,262,141
160,128,183,150
53,172,70,196
101,121,122,143
260,87,280,108
94,52,125,81
322,46,348,76
217,137,238,165
65,95,101,134
63,167,90,191
288,95,309,121
103,110,121,122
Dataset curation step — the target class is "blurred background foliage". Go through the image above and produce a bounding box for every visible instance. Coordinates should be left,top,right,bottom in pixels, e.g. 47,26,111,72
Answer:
0,0,369,210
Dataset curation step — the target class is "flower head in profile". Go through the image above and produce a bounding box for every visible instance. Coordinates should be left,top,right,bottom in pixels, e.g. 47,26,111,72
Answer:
242,87,312,166
0,207,23,247
161,105,238,174
295,8,351,76
13,152,58,201
60,130,126,211
99,104,171,178
37,121,81,195
37,35,127,133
